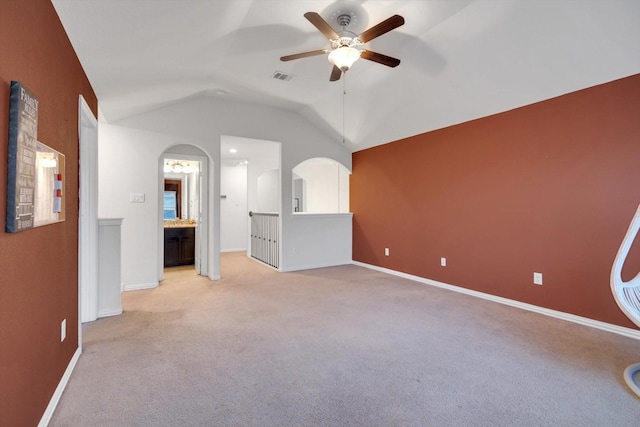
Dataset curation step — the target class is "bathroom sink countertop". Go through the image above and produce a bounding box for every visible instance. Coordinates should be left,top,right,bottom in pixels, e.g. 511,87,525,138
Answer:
164,220,196,228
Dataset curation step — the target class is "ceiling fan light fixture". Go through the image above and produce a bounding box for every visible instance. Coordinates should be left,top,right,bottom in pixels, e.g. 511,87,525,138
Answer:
328,46,361,72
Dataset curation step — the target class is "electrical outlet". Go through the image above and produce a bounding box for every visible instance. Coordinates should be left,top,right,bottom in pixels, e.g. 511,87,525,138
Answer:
61,319,66,342
384,248,390,256
533,272,543,285
441,257,446,267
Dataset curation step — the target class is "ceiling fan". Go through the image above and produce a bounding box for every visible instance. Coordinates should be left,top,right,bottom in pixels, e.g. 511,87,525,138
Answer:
280,11,405,81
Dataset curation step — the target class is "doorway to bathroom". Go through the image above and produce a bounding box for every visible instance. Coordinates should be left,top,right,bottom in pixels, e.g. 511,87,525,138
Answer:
159,145,209,280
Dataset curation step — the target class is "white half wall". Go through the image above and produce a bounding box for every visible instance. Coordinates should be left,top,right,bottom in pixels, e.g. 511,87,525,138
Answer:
281,213,353,271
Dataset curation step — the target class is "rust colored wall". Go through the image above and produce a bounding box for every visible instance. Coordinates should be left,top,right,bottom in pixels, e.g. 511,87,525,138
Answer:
0,1,97,425
352,74,640,329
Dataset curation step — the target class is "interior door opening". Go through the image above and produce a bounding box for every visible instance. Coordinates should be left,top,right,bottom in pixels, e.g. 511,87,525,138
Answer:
159,147,209,281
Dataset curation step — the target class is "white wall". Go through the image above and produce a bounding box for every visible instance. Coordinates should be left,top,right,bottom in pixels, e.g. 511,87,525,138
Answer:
247,156,280,214
98,125,166,288
221,162,247,252
187,167,197,220
99,95,352,283
338,165,349,213
246,154,280,256
257,169,279,213
98,125,214,288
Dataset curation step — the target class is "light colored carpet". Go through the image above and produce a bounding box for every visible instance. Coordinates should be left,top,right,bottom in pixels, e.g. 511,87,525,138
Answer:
51,252,640,426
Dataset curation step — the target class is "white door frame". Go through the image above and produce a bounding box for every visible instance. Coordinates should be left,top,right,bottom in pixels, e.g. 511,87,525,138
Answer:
157,152,209,281
78,95,99,334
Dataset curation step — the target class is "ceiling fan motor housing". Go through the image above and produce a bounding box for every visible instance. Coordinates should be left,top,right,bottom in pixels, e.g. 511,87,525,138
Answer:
337,14,351,27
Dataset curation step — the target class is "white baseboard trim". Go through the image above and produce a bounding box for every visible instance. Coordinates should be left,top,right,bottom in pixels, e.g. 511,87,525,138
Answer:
243,255,279,271
123,281,158,292
221,248,247,253
98,308,123,318
280,261,352,273
38,347,81,427
352,261,640,340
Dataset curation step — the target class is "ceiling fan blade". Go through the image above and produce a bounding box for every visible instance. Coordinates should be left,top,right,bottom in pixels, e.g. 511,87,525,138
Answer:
304,12,339,40
358,15,405,43
360,50,401,67
329,65,342,82
280,49,327,61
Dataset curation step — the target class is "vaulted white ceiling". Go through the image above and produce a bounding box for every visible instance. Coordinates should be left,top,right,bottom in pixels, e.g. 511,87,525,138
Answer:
51,0,640,152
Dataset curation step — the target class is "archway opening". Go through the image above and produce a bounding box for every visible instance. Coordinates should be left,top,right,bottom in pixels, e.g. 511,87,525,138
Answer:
159,145,209,280
292,157,350,214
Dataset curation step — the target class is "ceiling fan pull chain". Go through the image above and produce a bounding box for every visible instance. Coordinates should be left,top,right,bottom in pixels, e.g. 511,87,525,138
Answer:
342,75,346,144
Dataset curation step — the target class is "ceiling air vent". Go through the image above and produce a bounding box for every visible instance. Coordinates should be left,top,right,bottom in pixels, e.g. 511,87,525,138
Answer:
271,71,294,81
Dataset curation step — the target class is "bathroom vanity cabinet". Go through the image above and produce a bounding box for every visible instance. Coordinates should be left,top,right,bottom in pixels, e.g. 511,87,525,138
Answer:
164,226,195,267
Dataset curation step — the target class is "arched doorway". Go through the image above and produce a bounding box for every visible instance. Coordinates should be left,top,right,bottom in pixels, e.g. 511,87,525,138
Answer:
158,145,210,281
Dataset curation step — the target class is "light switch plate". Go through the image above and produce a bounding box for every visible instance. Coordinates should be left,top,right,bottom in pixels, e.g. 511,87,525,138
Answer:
130,193,145,203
